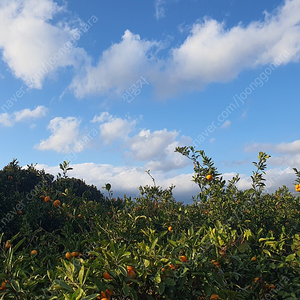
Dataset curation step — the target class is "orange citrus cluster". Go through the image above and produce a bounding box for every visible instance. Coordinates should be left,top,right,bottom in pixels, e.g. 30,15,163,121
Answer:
65,251,80,259
295,184,300,192
40,195,61,207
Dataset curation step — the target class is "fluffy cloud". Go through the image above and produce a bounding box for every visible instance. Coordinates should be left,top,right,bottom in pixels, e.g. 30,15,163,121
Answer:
0,113,13,127
91,112,137,144
14,105,48,122
36,160,297,204
2,0,300,99
0,0,90,89
241,139,300,191
70,0,300,99
126,129,192,171
245,140,300,154
91,113,192,171
70,30,160,98
0,106,48,126
154,0,300,96
36,162,200,202
236,165,295,194
35,116,81,153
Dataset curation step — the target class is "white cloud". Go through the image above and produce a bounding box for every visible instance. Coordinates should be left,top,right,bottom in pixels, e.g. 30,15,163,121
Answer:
36,162,200,202
35,116,81,153
91,112,111,123
129,129,178,161
70,30,160,98
14,105,48,122
154,0,300,96
245,139,300,154
36,160,298,204
236,165,296,194
274,140,300,154
0,106,48,126
0,0,90,89
221,120,231,129
91,113,192,171
92,112,137,144
0,113,14,127
155,0,166,20
100,119,135,144
2,0,300,99
69,0,300,99
126,129,192,171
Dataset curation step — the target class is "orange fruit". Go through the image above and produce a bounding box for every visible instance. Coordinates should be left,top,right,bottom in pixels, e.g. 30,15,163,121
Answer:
103,272,111,280
31,250,37,255
127,269,136,279
5,241,11,249
169,264,176,270
211,260,220,268
44,196,50,202
17,210,22,215
251,256,257,262
0,282,6,290
268,284,275,289
53,200,61,207
180,255,188,263
100,291,107,298
65,252,72,259
78,214,82,218
127,266,134,271
71,252,79,257
168,226,172,232
206,174,213,181
40,195,45,199
105,289,113,297
254,277,259,284
210,295,220,300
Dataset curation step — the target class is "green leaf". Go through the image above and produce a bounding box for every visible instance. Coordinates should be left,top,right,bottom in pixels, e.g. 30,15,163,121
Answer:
10,279,20,292
122,281,129,296
144,259,150,268
79,266,84,285
12,237,25,252
158,282,165,294
168,239,177,247
286,253,296,262
238,242,249,253
53,280,73,292
263,249,272,257
150,237,158,251
83,295,100,300
153,272,161,284
163,277,176,286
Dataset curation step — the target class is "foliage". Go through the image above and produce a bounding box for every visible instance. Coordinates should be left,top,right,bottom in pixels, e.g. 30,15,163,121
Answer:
0,150,300,299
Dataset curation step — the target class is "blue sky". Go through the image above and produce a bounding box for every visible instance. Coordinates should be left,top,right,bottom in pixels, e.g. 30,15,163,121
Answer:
0,0,299,202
